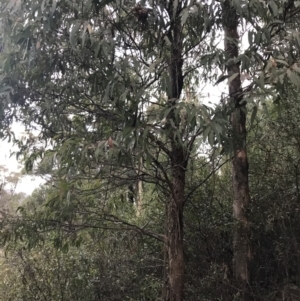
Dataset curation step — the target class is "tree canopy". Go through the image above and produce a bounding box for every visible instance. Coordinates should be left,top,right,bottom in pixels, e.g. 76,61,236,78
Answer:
1,0,300,300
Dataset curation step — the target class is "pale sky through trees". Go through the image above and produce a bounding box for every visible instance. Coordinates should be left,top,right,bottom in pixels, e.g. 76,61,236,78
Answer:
0,123,45,195
0,22,250,195
0,82,225,195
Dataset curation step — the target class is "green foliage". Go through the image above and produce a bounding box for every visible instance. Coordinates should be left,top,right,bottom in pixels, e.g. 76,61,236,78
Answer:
1,182,164,301
2,98,300,300
1,0,300,300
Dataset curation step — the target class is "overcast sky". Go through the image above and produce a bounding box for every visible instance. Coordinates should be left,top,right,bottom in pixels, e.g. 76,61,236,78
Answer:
0,124,45,195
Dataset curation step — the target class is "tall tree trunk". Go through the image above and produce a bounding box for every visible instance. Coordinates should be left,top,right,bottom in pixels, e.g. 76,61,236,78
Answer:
165,157,186,301
164,66,186,301
163,2,186,299
222,1,252,299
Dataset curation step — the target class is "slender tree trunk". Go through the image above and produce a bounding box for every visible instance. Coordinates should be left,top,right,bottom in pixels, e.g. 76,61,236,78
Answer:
136,157,143,217
165,159,186,301
222,1,252,299
163,2,186,299
164,79,186,301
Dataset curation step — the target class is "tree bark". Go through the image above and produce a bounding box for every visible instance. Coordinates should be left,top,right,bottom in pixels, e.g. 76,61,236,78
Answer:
136,157,143,217
163,2,186,299
222,1,252,299
164,146,186,301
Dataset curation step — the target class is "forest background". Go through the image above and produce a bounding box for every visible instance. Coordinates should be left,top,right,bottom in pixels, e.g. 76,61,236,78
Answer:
1,0,300,300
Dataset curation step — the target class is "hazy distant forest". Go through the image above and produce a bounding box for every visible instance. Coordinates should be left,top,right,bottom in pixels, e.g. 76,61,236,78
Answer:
1,0,300,300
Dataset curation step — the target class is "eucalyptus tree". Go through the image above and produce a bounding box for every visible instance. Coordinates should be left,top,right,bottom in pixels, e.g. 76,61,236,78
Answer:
2,0,300,300
0,1,227,300
221,4,252,300
219,1,300,299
